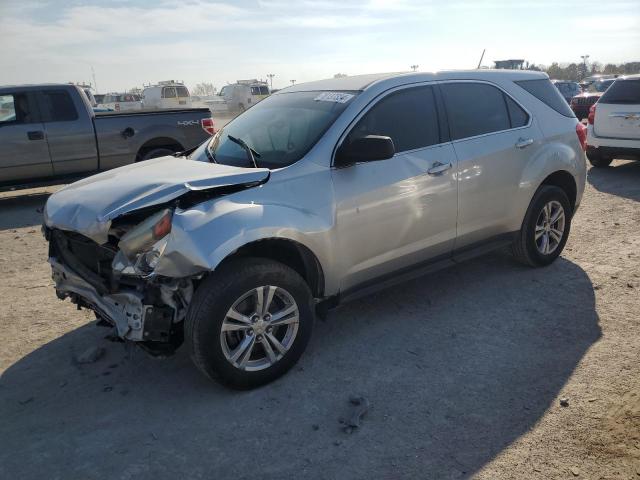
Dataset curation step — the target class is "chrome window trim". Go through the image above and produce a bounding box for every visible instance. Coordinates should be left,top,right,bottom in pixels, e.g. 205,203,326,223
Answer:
331,79,534,167
437,79,533,144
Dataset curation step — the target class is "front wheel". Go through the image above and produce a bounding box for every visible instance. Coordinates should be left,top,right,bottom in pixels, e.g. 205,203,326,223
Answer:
512,185,572,267
185,258,314,389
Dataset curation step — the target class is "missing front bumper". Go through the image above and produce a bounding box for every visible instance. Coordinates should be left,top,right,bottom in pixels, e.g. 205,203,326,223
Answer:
50,258,176,342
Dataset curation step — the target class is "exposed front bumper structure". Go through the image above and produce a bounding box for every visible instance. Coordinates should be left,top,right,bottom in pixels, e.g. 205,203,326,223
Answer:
50,258,148,340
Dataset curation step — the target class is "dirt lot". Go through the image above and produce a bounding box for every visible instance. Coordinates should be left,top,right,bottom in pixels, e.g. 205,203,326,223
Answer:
1,161,639,479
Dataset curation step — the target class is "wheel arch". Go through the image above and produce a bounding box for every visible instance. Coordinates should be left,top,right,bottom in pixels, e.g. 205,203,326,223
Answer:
539,170,577,212
217,238,325,299
136,137,184,161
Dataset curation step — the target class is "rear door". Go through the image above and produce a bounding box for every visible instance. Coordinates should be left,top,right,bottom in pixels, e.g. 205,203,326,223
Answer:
37,87,99,176
439,81,541,249
594,78,640,140
0,91,52,183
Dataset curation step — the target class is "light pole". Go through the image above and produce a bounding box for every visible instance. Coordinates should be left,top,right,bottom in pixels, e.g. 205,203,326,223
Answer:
410,64,419,72
290,79,296,85
267,73,275,90
580,55,590,77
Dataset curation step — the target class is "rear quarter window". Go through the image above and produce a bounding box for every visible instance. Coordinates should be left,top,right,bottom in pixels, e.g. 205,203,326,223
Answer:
516,79,575,117
40,90,78,122
175,86,189,98
599,79,640,105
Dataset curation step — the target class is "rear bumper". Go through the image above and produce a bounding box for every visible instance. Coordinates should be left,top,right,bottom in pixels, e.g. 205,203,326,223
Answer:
586,145,640,161
587,126,640,158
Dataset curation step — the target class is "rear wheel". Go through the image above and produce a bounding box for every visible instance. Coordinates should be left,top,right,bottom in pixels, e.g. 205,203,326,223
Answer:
186,258,314,389
140,147,177,161
512,185,572,267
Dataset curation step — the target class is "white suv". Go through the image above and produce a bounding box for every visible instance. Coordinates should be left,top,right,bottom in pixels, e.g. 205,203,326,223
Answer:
586,74,640,167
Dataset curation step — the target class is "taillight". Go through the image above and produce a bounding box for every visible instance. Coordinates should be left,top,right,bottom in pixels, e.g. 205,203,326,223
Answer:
576,122,587,151
588,104,596,125
201,117,215,135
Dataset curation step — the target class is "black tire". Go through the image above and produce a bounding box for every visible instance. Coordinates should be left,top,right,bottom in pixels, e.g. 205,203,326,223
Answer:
512,185,572,267
185,258,314,389
140,147,177,161
586,149,613,168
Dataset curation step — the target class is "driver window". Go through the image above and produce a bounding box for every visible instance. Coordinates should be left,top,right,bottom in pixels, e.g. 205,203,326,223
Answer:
345,86,440,153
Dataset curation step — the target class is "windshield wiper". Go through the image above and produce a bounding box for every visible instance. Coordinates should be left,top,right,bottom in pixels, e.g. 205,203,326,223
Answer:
227,134,261,168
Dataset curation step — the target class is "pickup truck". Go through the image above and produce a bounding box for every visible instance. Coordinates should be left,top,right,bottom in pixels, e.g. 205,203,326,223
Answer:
0,84,213,187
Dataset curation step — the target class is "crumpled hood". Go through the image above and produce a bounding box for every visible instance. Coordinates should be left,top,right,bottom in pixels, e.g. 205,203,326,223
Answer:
44,156,270,244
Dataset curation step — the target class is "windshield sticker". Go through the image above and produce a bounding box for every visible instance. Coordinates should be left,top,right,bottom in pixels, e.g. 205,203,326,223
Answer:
314,92,354,104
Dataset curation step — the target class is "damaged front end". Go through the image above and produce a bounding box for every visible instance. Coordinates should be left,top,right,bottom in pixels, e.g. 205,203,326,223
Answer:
43,156,271,355
45,209,196,355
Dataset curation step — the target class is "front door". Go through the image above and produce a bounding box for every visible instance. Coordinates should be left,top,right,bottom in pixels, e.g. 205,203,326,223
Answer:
332,85,458,292
0,91,52,183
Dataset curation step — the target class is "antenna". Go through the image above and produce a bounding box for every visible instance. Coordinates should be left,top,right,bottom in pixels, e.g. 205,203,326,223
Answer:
477,49,486,69
91,66,98,92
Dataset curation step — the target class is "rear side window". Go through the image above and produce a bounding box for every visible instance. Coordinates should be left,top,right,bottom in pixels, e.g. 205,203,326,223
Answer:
599,79,640,105
516,79,575,117
347,86,440,153
40,90,78,122
505,95,529,128
441,83,511,140
175,86,189,98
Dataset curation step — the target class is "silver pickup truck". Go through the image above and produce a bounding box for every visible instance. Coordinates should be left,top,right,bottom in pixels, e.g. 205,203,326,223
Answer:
0,84,213,187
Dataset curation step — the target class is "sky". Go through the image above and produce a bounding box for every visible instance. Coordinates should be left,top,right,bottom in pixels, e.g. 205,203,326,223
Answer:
1,0,638,93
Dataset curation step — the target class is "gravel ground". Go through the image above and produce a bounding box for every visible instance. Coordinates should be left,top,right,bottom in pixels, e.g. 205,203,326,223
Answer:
0,160,639,479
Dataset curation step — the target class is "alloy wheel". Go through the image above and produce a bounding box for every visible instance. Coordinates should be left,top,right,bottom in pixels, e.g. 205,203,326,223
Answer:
535,200,566,255
220,286,299,371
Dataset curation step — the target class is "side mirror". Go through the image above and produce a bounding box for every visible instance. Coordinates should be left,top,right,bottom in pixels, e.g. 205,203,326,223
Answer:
335,135,395,167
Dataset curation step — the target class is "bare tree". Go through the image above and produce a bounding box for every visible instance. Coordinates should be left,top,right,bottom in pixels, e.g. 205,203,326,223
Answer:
192,83,216,96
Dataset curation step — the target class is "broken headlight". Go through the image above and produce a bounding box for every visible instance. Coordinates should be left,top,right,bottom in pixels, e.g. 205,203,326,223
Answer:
115,209,173,275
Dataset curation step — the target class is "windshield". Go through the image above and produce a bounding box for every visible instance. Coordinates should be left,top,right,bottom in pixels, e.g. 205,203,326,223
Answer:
194,90,357,169
555,83,579,95
589,80,615,93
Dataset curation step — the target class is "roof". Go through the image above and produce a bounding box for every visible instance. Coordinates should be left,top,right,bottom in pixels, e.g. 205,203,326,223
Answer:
619,73,640,80
281,69,548,93
0,83,79,90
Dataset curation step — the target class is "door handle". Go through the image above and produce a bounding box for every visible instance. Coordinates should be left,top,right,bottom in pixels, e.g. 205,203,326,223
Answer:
27,131,44,141
427,161,452,175
121,127,135,138
515,137,534,149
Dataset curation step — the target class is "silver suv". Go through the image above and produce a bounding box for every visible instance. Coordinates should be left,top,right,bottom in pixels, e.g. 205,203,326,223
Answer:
44,71,587,388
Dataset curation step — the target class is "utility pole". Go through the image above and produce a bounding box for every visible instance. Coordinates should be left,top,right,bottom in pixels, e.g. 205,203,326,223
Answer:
267,73,275,90
410,64,419,72
290,79,296,85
